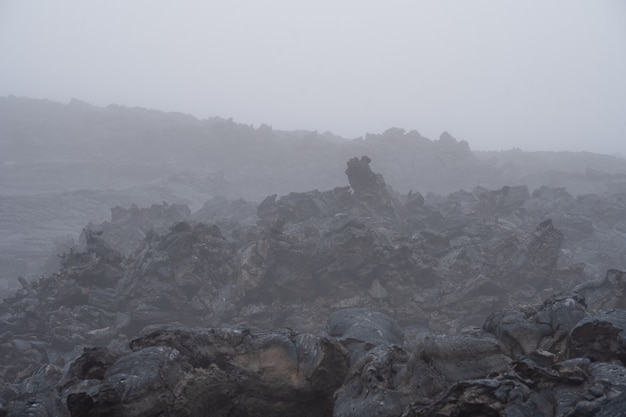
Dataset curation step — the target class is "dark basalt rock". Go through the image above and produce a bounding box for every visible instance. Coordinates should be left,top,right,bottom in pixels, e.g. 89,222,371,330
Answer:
64,327,349,417
475,184,531,217
418,332,511,383
327,308,404,364
345,156,398,218
66,345,187,417
65,347,119,381
573,269,626,310
568,310,626,363
594,393,626,417
96,202,192,257
61,231,124,289
484,293,589,358
401,377,530,417
4,156,626,416
257,188,351,226
334,344,411,417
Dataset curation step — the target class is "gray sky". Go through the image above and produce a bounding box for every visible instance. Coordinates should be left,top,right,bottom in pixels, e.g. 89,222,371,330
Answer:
1,0,625,154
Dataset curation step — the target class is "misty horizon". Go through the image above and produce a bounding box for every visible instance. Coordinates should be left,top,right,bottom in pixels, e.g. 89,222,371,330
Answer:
1,0,625,155
4,5,626,414
4,94,626,158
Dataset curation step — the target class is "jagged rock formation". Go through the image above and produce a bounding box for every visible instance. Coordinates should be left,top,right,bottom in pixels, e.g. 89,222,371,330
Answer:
62,328,348,417
4,96,626,288
93,202,191,256
2,157,626,416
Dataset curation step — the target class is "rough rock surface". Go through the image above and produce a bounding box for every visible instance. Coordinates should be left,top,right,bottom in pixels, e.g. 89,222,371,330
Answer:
62,327,348,417
95,202,192,256
3,156,626,416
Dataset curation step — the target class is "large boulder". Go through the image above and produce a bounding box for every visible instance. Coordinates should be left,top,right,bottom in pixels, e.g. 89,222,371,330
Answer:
327,308,404,363
568,310,626,363
345,156,398,218
63,327,349,417
573,269,626,310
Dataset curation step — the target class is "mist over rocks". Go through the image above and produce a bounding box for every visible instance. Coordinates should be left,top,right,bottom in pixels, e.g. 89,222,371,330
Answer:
3,96,626,200
2,98,626,415
3,96,626,287
3,155,626,415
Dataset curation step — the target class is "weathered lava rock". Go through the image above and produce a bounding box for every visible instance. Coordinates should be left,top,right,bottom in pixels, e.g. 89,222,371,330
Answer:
63,327,349,417
4,156,626,416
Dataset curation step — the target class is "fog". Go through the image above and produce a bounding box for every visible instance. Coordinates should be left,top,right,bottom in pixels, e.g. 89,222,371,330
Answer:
1,0,625,154
6,3,626,414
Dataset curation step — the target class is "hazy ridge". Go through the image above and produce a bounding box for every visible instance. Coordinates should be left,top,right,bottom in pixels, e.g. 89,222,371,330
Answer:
4,96,626,199
3,97,626,415
2,96,626,285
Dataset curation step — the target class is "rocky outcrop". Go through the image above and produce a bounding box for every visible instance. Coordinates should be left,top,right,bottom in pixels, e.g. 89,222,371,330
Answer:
345,156,398,219
62,327,349,417
90,202,192,256
3,156,626,415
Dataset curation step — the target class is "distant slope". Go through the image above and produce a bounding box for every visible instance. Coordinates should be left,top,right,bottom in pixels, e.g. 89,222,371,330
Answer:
0,96,491,198
476,150,626,194
3,96,626,199
3,95,626,284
